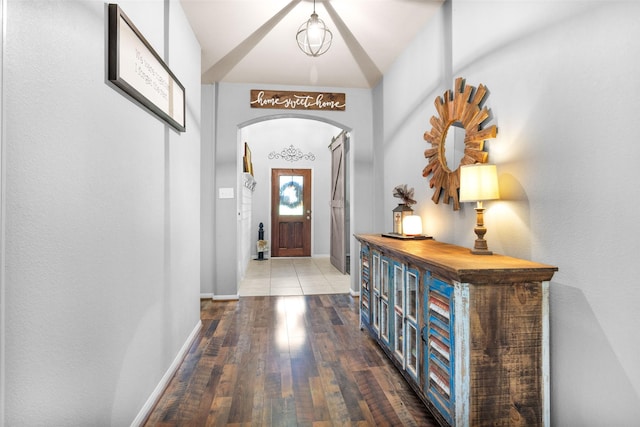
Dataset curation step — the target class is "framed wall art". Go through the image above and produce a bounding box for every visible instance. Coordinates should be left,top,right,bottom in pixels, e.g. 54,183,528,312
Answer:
243,142,254,176
108,4,186,132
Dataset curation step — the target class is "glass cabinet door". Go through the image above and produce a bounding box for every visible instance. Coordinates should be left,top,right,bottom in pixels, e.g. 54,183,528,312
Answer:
381,300,389,343
373,252,381,293
406,268,418,321
395,311,404,361
380,257,391,344
394,262,404,313
372,252,380,333
405,267,419,378
381,258,390,299
407,322,418,377
393,261,404,362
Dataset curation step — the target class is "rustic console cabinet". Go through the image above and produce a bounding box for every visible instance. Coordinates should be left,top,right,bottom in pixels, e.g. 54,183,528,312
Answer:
355,234,557,427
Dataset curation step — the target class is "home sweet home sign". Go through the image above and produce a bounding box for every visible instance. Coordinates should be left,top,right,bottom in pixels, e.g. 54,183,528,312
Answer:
250,90,346,111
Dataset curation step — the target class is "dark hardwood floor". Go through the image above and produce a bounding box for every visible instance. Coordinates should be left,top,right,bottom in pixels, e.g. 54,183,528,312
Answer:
144,294,438,426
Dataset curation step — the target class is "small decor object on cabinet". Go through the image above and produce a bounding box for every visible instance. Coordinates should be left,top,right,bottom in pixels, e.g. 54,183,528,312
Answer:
402,215,423,236
393,184,417,207
422,77,497,210
392,203,414,235
392,184,416,235
383,185,431,240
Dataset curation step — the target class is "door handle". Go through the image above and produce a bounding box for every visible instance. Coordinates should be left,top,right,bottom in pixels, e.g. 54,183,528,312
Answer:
421,326,428,343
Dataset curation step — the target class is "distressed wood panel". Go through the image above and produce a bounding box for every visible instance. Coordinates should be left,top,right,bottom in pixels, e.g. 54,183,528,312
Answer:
250,89,346,111
469,282,544,426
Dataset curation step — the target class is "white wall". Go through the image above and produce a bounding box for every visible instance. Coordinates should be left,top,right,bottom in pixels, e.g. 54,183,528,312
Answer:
0,0,5,421
200,84,216,299
379,0,640,424
238,174,254,279
2,0,201,425
240,118,342,258
202,83,375,298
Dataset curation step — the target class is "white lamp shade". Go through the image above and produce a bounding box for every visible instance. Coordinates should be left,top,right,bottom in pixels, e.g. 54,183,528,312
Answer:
402,215,423,236
459,164,500,202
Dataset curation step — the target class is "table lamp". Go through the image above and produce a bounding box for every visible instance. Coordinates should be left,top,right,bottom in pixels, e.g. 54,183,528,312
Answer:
459,164,500,255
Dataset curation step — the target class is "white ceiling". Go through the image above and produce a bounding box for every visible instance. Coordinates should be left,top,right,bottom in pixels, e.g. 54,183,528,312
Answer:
180,0,444,89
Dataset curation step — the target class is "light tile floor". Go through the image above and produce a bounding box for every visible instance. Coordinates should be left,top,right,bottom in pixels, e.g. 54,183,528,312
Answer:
239,257,351,296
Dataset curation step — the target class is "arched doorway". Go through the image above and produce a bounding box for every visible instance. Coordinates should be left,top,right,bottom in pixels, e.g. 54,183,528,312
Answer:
237,116,350,280
202,85,374,301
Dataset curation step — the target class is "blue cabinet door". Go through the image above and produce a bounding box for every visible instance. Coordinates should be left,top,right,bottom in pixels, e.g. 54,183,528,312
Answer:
423,277,455,426
360,245,370,327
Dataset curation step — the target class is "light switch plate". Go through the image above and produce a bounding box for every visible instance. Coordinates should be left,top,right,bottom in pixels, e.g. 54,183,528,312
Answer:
218,187,234,199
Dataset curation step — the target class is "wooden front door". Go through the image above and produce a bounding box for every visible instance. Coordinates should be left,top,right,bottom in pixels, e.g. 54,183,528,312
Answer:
329,132,347,273
271,168,312,257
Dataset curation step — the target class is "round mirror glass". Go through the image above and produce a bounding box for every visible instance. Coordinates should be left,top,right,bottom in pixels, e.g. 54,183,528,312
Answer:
441,121,466,173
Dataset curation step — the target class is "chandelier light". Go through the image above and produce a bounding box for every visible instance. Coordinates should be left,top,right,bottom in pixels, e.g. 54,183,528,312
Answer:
296,0,332,57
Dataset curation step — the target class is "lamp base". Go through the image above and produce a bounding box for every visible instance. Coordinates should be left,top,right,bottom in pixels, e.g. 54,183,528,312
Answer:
471,248,493,255
471,207,494,255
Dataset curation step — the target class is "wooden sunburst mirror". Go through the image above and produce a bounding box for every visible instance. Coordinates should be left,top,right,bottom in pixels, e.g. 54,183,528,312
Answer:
423,77,497,210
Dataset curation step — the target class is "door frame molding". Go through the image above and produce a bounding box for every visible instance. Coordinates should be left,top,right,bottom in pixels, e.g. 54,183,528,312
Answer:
1,0,7,422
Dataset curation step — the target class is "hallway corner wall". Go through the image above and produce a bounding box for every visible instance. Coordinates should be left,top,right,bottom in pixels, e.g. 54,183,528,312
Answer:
200,84,216,298
379,0,640,423
210,83,374,297
3,1,201,424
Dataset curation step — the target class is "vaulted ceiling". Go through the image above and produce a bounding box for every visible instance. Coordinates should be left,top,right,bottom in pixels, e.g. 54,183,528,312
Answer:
180,0,444,89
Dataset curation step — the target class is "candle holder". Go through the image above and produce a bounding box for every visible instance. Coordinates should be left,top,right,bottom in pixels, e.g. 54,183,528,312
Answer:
392,203,414,235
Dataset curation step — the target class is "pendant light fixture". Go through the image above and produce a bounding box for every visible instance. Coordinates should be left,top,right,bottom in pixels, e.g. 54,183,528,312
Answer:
296,0,332,57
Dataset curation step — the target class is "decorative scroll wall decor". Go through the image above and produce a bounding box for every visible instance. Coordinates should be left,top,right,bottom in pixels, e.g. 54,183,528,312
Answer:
250,90,345,111
423,77,497,210
268,145,316,162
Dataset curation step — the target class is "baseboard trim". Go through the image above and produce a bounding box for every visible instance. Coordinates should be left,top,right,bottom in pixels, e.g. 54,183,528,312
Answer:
212,294,239,301
131,320,202,427
200,293,214,300
350,288,360,298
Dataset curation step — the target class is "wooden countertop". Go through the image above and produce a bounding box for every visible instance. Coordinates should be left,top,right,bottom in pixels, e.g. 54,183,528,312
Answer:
355,233,558,284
